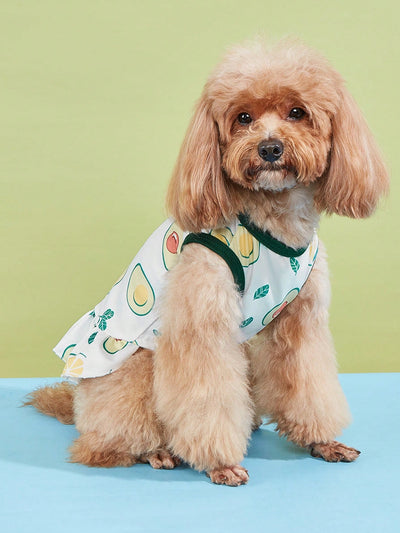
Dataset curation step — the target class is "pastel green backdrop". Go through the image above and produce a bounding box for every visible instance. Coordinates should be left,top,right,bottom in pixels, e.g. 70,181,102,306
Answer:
1,0,398,376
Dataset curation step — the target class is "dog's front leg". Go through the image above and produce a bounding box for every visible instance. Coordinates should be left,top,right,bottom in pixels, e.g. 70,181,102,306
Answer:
249,244,360,461
154,244,253,485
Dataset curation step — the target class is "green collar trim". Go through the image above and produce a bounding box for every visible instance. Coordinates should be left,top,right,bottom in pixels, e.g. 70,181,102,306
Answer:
238,213,308,258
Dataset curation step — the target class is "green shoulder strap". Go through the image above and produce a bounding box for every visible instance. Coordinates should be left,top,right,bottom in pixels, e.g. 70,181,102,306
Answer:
181,233,245,293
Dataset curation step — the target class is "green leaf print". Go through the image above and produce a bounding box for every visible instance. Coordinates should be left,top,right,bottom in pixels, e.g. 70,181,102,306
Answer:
96,309,115,331
290,257,300,275
240,317,253,328
88,332,98,344
253,284,270,299
98,317,107,331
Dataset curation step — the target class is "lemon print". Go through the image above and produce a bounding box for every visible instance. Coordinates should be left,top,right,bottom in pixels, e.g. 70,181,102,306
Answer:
230,226,260,266
211,227,234,246
103,337,129,354
127,263,155,315
262,288,299,326
61,344,76,360
62,355,85,377
162,222,185,270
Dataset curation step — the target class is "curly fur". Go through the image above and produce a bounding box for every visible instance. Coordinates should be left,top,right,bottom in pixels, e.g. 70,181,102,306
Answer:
28,38,388,486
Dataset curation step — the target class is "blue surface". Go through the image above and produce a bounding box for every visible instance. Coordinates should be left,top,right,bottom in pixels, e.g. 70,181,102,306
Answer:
0,374,399,532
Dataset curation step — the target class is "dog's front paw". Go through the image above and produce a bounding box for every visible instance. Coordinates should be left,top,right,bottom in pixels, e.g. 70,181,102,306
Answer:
310,441,361,463
140,450,181,470
207,465,249,486
252,416,263,431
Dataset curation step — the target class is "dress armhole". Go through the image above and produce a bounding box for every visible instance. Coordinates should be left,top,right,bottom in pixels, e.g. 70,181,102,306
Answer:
182,233,245,293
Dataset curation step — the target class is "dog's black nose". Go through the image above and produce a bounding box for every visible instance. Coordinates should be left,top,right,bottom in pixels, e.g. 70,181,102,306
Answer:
258,139,284,162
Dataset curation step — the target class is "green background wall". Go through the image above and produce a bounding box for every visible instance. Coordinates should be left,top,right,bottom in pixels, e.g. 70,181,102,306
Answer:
1,0,398,376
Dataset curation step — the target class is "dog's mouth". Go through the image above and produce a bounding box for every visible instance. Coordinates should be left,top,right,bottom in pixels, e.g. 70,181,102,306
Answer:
246,163,296,178
245,164,298,192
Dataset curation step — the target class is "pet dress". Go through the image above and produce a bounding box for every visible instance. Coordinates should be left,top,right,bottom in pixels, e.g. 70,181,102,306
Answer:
54,214,318,379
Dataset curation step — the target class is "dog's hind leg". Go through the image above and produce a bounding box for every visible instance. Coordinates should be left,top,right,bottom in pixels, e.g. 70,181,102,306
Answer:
249,245,359,461
70,431,181,468
72,349,177,468
70,432,180,468
24,381,75,424
69,431,138,467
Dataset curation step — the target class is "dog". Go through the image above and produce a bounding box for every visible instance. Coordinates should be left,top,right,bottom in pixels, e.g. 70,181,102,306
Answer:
26,38,389,486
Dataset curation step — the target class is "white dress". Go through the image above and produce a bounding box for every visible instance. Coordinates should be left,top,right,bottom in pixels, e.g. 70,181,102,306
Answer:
54,215,318,379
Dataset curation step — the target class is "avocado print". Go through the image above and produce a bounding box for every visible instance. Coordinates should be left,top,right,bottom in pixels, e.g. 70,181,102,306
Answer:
113,269,127,287
162,222,185,270
103,337,129,354
308,236,319,266
126,263,155,315
262,288,299,326
211,227,234,246
230,225,260,267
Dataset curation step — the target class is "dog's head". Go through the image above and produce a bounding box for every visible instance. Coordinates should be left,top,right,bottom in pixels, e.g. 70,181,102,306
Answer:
167,39,388,231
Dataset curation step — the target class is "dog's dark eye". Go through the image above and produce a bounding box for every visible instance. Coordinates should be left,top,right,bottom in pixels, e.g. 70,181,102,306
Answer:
288,107,306,120
237,112,252,125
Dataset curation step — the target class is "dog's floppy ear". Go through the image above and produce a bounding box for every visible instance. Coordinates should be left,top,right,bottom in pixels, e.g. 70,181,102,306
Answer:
315,87,389,218
166,93,230,231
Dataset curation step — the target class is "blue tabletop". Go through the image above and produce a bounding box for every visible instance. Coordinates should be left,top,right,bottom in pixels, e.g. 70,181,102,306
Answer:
0,374,399,532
